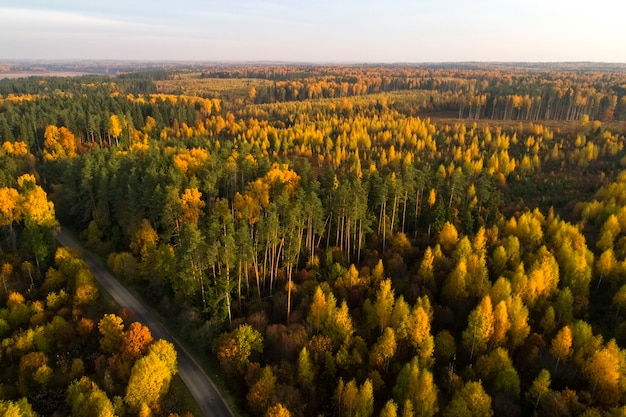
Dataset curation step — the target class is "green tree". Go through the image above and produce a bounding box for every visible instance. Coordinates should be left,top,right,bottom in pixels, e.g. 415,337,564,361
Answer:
297,347,315,387
475,347,520,398
393,357,438,417
526,369,551,411
67,376,115,417
442,381,492,417
356,379,374,417
217,324,264,375
442,259,468,305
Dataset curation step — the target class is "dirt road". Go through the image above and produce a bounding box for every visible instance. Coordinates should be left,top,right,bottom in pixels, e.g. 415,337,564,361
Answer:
56,228,234,417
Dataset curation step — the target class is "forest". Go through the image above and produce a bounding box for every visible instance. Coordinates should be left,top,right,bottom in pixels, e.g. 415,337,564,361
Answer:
2,63,626,417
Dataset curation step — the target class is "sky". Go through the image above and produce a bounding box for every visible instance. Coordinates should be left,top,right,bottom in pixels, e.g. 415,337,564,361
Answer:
1,0,625,63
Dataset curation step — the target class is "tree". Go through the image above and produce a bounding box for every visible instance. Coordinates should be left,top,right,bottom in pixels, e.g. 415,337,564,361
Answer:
124,350,173,412
506,295,530,349
551,325,572,372
462,295,494,360
67,376,115,417
390,296,411,341
356,379,374,417
583,340,622,405
217,324,264,375
0,399,36,417
18,174,57,228
43,125,77,161
297,347,315,387
526,369,551,411
475,347,520,398
109,114,123,144
442,381,493,417
442,259,468,305
98,314,124,354
121,322,153,362
491,300,510,347
266,403,291,417
393,357,438,417
438,222,459,253
407,303,434,364
613,285,626,318
417,247,435,289
0,187,21,250
308,286,330,333
180,187,205,226
247,366,277,416
376,400,396,417
373,279,395,334
147,339,178,376
370,327,397,371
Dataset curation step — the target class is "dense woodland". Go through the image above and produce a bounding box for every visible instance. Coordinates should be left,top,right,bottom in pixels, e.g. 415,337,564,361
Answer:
2,64,626,417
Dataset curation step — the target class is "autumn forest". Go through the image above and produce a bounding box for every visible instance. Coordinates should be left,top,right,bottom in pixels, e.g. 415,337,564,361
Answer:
2,62,626,417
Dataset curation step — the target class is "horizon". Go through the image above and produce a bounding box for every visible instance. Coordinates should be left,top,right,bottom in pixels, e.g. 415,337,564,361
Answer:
2,1,626,63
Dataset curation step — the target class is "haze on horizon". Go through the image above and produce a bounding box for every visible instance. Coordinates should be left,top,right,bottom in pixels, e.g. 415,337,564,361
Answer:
2,0,625,63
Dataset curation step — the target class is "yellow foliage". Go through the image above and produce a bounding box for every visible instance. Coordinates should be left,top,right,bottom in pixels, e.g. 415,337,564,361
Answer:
21,184,57,227
0,187,22,226
180,188,206,225
2,141,29,156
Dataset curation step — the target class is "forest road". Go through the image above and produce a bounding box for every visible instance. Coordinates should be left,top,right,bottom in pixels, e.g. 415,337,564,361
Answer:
56,228,235,417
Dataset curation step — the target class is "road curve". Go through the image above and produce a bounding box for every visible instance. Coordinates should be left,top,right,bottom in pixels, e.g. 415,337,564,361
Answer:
56,228,235,417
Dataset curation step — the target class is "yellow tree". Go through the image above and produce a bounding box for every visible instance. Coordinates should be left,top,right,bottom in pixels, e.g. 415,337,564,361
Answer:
247,366,276,415
583,340,622,405
438,222,459,254
373,279,395,334
98,314,124,354
462,295,494,361
17,174,56,228
491,300,510,347
417,247,435,289
124,350,173,412
380,400,398,417
407,303,434,364
109,114,123,144
266,403,291,417
43,125,77,161
307,286,330,333
180,188,206,226
370,327,397,371
550,325,572,372
0,187,22,250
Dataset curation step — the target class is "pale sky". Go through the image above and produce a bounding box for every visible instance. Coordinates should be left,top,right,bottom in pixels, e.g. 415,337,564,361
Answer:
1,0,625,62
